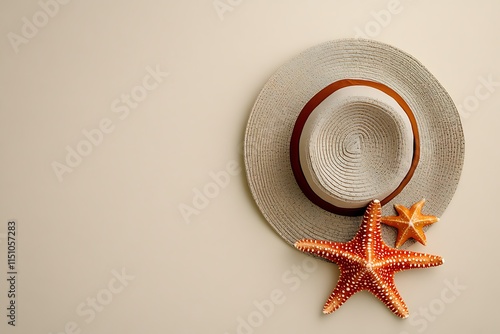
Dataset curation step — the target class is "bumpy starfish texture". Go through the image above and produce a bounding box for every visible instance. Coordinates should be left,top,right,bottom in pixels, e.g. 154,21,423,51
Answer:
294,200,443,318
381,199,439,248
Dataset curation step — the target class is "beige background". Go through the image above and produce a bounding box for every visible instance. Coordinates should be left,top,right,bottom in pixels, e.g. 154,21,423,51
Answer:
0,1,499,333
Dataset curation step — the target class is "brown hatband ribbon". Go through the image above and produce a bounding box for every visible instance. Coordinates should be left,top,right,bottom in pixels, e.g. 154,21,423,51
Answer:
289,79,420,216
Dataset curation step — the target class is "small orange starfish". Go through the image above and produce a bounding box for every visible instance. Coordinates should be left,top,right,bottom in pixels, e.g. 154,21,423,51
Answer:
295,200,443,318
381,199,439,248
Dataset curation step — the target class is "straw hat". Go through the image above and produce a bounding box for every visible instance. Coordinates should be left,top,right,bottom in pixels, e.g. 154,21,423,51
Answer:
244,39,464,246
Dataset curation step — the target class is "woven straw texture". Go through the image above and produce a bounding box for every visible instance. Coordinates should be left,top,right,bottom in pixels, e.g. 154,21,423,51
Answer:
244,39,465,247
300,92,414,209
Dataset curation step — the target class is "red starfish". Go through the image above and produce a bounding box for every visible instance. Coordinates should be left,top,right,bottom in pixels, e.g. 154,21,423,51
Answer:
294,200,443,318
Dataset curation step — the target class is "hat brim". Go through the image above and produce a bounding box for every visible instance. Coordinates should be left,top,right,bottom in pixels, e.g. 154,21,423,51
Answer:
244,38,465,247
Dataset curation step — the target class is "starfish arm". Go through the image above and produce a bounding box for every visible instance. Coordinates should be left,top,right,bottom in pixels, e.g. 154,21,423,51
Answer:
411,199,439,227
408,226,427,246
351,200,384,253
382,249,444,272
394,204,411,220
368,271,409,318
294,239,362,263
414,215,439,226
323,271,364,314
394,232,411,248
381,219,412,248
409,199,426,219
379,217,405,228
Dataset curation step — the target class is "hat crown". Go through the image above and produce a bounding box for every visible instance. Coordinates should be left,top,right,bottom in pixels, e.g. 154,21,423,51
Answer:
299,85,414,210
